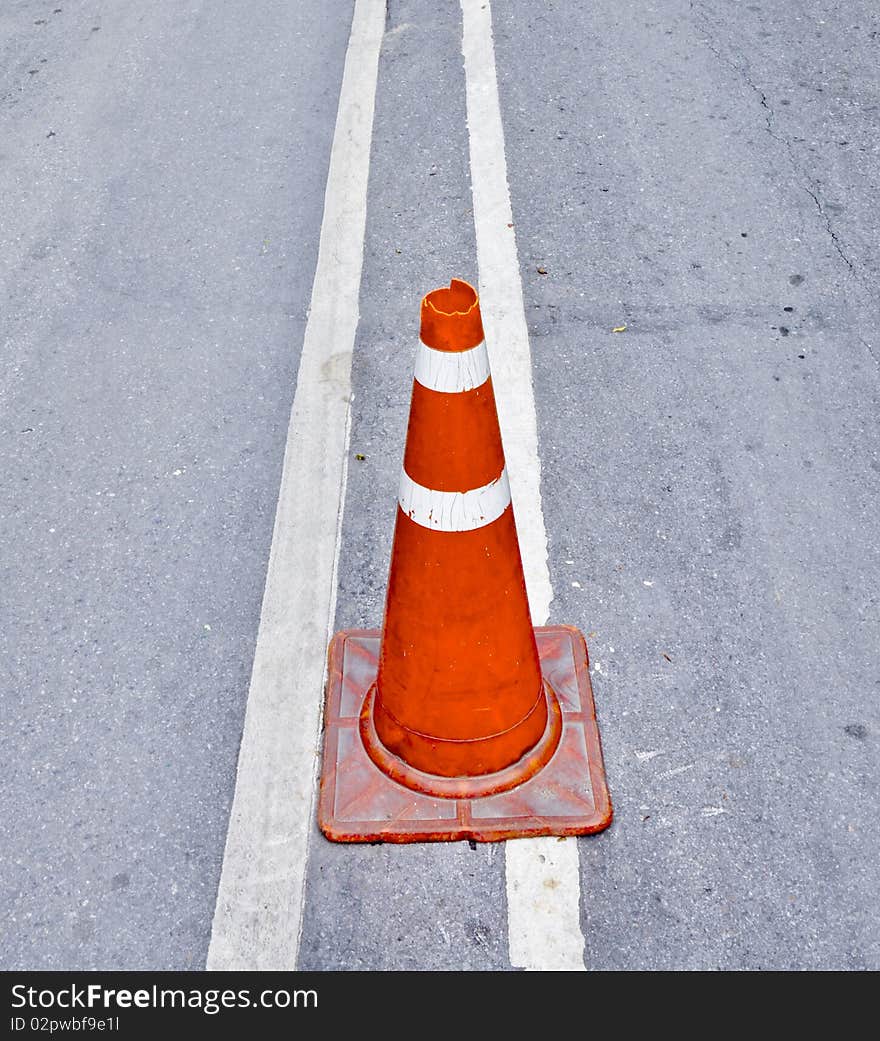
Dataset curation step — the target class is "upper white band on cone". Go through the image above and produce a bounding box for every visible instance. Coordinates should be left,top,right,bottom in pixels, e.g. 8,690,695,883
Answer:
398,467,511,532
413,339,491,393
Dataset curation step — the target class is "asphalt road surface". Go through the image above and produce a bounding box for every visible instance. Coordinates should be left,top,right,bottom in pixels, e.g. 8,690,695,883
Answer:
2,0,878,971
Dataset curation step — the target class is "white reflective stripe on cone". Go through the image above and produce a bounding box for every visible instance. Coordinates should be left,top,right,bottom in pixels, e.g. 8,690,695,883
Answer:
413,339,491,394
398,467,511,532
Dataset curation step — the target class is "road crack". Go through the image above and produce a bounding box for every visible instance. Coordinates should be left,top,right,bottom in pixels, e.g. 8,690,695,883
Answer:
802,185,856,275
690,1,862,287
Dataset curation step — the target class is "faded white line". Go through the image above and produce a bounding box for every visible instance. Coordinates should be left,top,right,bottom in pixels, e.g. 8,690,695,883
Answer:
206,0,384,971
460,0,586,972
658,762,695,782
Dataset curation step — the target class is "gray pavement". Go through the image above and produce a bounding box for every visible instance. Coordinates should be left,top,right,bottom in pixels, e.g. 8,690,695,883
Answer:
1,0,354,969
2,0,878,971
492,0,879,969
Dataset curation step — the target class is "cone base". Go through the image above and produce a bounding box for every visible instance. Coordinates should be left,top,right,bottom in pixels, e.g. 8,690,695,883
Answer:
317,625,613,844
360,680,563,799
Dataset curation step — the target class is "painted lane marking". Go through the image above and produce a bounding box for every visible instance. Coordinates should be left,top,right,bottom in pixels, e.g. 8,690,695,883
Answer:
413,338,491,393
460,0,587,971
206,0,385,971
398,467,511,531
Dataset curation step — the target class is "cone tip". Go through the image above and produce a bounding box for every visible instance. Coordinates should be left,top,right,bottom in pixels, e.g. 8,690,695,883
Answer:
420,279,485,352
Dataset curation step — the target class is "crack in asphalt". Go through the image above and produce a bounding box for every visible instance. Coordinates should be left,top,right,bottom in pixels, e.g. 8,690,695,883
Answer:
689,1,879,371
690,2,861,283
857,335,879,368
802,184,856,276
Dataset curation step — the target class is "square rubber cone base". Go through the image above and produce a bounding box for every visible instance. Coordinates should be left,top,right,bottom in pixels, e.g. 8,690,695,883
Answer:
317,625,613,843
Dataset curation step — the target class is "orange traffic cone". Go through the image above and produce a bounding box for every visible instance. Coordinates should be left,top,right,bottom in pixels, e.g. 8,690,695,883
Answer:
369,278,550,783
318,279,612,842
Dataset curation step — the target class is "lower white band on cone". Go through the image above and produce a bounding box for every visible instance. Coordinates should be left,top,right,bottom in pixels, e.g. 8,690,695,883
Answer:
414,339,491,393
398,467,511,532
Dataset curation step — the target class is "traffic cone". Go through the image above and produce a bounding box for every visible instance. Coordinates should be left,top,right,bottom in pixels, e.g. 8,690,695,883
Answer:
369,277,550,783
318,279,612,842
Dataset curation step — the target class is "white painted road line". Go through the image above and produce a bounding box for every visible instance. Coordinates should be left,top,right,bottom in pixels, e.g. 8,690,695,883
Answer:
206,0,385,971
460,0,588,971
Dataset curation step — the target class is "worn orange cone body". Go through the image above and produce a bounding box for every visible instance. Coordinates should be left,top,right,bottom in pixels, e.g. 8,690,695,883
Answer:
366,279,549,781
